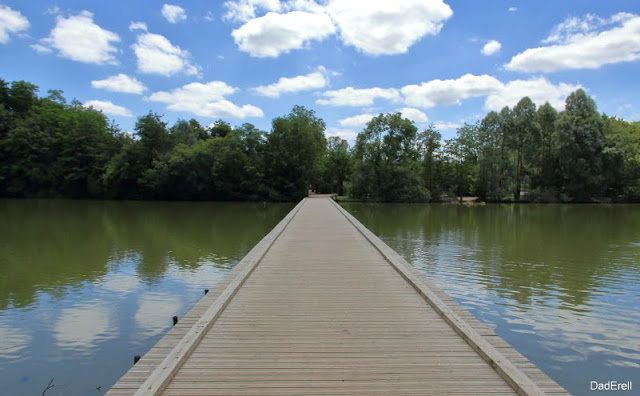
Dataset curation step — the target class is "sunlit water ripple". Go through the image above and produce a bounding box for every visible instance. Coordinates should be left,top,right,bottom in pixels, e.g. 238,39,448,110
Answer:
0,199,293,396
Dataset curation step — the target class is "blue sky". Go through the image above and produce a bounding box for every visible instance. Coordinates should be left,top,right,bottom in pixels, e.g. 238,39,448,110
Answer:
1,0,639,141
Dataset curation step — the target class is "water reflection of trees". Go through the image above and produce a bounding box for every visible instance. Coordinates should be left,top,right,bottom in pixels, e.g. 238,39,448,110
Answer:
342,203,640,309
0,200,293,309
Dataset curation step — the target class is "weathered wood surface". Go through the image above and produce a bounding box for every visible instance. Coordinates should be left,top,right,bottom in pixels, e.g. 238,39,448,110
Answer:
108,198,567,395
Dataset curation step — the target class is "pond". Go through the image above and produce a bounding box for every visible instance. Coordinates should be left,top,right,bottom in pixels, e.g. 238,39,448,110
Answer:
0,199,293,395
2,199,638,395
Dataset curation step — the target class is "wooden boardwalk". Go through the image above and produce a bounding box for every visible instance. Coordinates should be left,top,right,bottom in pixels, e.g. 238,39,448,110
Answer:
108,198,567,396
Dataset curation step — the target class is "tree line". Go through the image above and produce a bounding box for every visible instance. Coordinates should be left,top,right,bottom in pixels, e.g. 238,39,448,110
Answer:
350,90,640,203
1,77,639,202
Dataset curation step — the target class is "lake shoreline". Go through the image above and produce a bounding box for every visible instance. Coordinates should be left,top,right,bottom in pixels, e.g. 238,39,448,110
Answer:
333,195,640,204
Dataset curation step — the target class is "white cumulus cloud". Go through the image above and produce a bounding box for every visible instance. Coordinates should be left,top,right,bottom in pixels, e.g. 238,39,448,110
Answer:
338,113,377,127
84,100,133,117
506,13,640,72
481,39,501,56
148,81,264,119
542,13,613,44
231,11,335,57
402,74,503,108
434,121,461,130
129,21,148,32
399,107,428,123
326,127,359,142
0,4,29,44
161,4,187,23
317,87,401,106
223,0,282,22
484,77,582,111
30,43,52,53
326,0,453,55
91,74,147,94
224,1,452,57
38,11,120,64
132,32,200,76
254,69,327,97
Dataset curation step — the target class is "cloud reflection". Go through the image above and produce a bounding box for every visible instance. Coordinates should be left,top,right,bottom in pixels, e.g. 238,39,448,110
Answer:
53,302,116,353
164,260,230,291
100,272,140,294
134,292,182,339
0,322,32,359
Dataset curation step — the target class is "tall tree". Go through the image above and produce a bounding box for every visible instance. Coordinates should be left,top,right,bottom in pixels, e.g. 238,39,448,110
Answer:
352,113,428,202
554,89,605,200
417,126,444,198
323,136,352,196
209,120,233,138
7,80,39,115
510,97,539,200
535,102,558,190
170,119,208,146
264,106,327,200
477,111,511,201
602,116,640,200
136,112,172,162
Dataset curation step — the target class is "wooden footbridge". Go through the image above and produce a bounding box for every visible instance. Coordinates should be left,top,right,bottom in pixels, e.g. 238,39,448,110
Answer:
108,198,567,395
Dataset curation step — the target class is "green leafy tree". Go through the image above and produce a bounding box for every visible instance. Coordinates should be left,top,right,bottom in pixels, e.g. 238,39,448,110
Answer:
101,136,146,199
323,136,352,195
170,119,208,146
554,89,605,200
352,113,429,202
209,120,233,138
212,129,262,200
56,106,116,197
264,106,327,200
446,124,479,202
141,139,216,200
417,126,445,198
602,116,640,200
476,111,511,201
7,80,39,115
510,97,540,200
535,102,559,191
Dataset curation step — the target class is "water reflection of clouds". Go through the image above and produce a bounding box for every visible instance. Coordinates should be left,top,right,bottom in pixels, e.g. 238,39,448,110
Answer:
0,322,32,359
53,301,116,353
519,302,640,368
134,292,182,339
100,272,140,294
409,243,640,370
164,260,231,291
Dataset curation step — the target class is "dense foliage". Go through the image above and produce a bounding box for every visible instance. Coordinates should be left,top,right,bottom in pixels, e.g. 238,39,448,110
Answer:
1,78,639,202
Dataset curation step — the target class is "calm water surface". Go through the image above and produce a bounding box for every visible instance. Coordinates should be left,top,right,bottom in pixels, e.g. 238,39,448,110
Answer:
342,203,640,395
0,199,293,396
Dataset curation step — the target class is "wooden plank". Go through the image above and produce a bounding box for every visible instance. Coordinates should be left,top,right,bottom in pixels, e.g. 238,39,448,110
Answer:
124,198,307,396
163,198,517,395
329,199,560,396
109,198,567,396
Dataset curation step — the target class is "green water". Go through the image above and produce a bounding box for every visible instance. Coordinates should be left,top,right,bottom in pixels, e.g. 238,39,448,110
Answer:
342,203,640,395
0,199,293,396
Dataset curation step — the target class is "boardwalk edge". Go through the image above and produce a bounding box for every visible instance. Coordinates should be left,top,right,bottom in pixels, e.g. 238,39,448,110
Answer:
129,198,308,396
329,199,548,396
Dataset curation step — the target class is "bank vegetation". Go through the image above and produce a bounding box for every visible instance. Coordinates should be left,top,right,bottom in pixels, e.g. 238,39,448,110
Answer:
1,78,638,202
